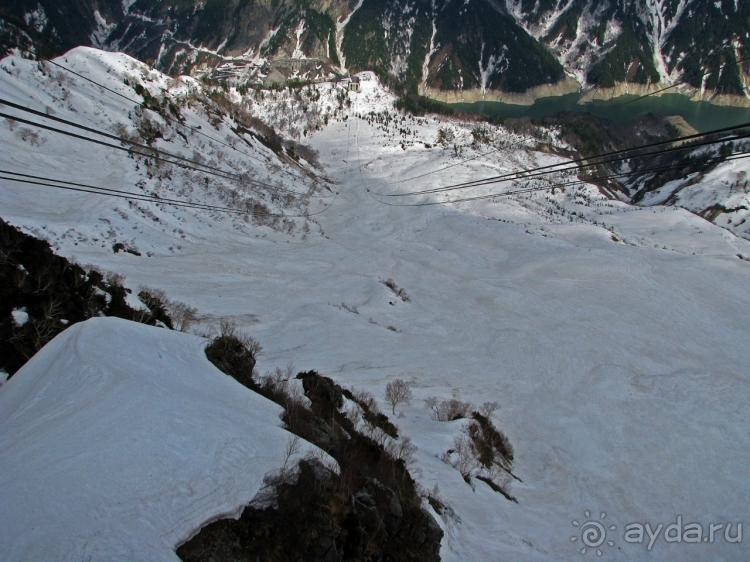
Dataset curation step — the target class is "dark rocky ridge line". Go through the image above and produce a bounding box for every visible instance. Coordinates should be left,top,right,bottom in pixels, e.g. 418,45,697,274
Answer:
187,331,444,562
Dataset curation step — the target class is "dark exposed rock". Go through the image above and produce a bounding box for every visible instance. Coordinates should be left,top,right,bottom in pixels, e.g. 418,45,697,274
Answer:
0,218,173,377
178,370,442,562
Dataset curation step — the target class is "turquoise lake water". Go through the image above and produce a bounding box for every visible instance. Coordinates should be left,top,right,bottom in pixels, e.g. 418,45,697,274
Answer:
452,93,750,133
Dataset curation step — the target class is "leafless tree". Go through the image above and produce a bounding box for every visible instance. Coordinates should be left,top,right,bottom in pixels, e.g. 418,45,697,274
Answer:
167,301,199,332
479,401,500,418
384,378,412,415
218,319,263,357
425,397,474,421
386,436,418,470
280,435,301,474
350,387,377,412
10,297,66,359
444,435,478,480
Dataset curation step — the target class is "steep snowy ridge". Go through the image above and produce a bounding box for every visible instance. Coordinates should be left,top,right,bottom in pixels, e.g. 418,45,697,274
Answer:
2,48,750,561
0,47,330,256
0,317,318,562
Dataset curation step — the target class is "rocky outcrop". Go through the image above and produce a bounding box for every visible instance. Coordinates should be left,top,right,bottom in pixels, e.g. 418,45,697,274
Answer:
179,365,444,562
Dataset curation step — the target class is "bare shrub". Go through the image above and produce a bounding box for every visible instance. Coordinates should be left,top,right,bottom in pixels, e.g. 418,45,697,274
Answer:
424,397,438,416
259,363,295,395
342,386,398,438
302,446,340,475
280,434,302,474
479,401,500,418
139,286,199,332
425,397,473,421
168,300,199,332
471,126,491,145
350,388,377,412
345,403,363,426
385,435,418,470
284,139,320,167
465,413,514,467
436,127,455,146
486,464,513,493
440,410,519,502
332,302,358,314
17,127,42,146
385,378,413,415
105,271,126,287
133,108,164,145
10,297,65,359
343,302,359,314
137,286,172,328
476,472,517,503
111,121,139,144
219,319,263,356
140,285,167,302
363,424,390,447
442,434,478,482
381,278,411,303
204,320,263,389
258,364,311,431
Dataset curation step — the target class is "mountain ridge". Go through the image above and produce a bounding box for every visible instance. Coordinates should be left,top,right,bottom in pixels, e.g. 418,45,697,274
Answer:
1,0,748,106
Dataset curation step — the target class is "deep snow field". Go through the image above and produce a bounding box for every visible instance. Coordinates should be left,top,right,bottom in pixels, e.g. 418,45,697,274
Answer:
0,318,323,561
2,49,750,561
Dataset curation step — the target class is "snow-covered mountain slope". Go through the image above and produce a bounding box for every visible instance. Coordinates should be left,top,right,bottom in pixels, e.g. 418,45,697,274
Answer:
630,150,750,242
0,316,318,562
0,47,331,256
2,49,750,560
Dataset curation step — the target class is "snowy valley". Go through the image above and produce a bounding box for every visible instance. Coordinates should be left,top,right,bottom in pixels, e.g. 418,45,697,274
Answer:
1,48,750,561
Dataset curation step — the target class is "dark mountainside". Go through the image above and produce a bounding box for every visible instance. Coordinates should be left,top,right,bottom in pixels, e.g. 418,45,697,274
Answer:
0,217,176,376
1,0,748,98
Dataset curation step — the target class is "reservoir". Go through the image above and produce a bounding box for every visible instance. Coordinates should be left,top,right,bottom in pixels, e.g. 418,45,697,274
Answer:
452,93,750,133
